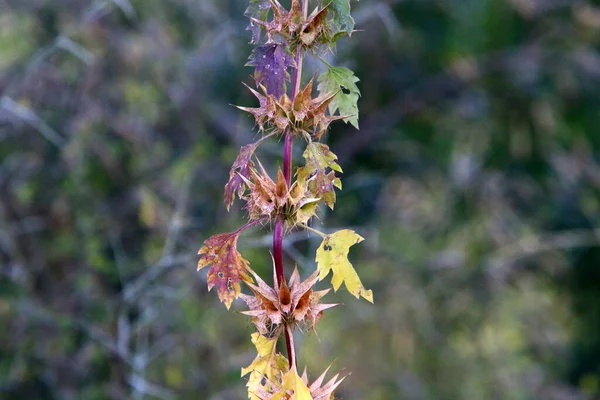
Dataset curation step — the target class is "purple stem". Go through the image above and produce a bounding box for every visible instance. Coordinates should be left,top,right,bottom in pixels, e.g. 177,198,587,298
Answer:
233,218,262,235
273,219,285,287
283,133,293,185
273,0,307,369
284,28,304,184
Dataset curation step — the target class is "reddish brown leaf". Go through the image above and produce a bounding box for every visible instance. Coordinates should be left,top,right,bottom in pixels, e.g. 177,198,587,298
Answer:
244,162,277,220
224,142,259,210
309,170,339,209
236,84,293,135
224,134,275,210
308,91,345,137
197,231,252,309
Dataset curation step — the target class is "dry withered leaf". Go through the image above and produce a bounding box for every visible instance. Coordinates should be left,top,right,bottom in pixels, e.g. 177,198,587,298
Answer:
197,231,253,309
224,133,276,210
300,7,328,47
225,142,259,209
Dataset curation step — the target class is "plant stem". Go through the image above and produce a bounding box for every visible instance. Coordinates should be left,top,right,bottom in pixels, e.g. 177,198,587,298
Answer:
273,0,309,369
286,324,297,367
273,220,285,287
299,223,326,238
233,218,263,236
273,218,293,365
284,0,309,184
283,134,293,185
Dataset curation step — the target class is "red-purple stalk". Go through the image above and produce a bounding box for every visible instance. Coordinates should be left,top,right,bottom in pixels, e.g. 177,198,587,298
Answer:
273,0,308,369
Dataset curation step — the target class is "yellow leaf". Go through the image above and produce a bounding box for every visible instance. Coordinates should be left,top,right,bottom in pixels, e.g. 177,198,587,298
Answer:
315,229,373,303
272,367,313,400
295,198,320,225
242,333,289,400
303,142,342,173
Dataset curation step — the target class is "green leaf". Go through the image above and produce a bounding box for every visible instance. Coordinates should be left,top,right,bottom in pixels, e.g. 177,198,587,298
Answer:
303,142,342,173
317,66,360,129
315,229,373,302
328,0,355,36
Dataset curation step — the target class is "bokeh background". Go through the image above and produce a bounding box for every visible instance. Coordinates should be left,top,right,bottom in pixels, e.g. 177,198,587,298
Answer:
2,0,600,399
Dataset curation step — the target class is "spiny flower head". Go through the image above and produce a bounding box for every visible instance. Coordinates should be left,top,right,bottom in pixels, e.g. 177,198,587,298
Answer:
249,365,346,400
235,158,322,225
236,80,346,138
249,0,331,49
240,265,337,336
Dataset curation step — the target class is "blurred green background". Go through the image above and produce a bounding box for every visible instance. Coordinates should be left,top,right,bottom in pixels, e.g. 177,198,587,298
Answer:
2,0,600,399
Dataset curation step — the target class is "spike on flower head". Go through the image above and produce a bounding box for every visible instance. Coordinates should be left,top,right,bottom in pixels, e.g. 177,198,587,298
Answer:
248,364,346,400
240,264,338,336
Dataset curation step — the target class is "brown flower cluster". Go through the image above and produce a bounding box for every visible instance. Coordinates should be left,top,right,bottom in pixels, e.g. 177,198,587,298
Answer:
236,80,345,138
240,266,337,336
250,0,331,49
240,161,321,223
251,366,345,400
222,136,342,225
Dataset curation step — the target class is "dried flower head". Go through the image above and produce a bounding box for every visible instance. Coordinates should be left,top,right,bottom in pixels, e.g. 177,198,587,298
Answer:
250,0,303,43
240,265,337,336
236,80,346,138
249,365,346,400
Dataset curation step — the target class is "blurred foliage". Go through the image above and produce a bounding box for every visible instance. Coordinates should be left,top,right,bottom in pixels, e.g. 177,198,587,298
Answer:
1,0,600,399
